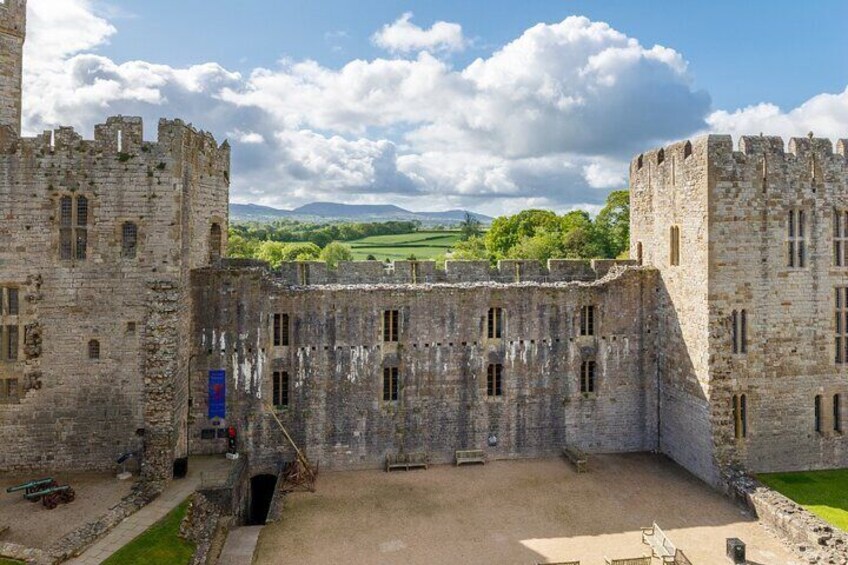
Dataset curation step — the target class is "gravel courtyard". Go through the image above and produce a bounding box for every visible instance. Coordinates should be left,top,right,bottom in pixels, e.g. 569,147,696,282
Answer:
256,453,798,564
0,471,132,549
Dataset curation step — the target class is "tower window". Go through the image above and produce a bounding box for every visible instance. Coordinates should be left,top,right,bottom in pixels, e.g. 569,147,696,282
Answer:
836,210,848,267
383,310,399,343
636,242,643,266
580,360,596,394
487,363,503,397
835,394,842,433
383,367,399,402
209,223,222,263
657,149,665,165
836,288,848,364
6,288,18,316
487,308,504,339
732,394,748,439
683,141,693,159
580,305,595,336
788,209,806,268
122,222,138,258
273,371,290,407
0,288,20,363
59,195,89,260
88,339,100,360
815,395,823,433
732,309,748,354
669,226,680,266
273,313,290,347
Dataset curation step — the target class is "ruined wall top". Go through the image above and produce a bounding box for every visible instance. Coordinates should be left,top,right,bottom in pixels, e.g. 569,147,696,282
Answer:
209,258,641,287
0,0,26,39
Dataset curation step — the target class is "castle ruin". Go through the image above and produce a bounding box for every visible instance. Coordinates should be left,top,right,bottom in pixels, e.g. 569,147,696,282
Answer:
2,0,848,494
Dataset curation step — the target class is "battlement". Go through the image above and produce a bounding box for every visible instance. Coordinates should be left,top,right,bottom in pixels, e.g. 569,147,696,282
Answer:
6,116,230,174
210,258,641,286
0,0,26,38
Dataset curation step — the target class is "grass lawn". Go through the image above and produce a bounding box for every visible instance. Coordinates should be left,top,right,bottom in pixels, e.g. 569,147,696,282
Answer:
102,499,195,565
348,231,462,261
0,559,23,564
758,469,848,531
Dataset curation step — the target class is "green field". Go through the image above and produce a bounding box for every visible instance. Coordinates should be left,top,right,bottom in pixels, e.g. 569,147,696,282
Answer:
102,499,195,565
347,231,462,261
758,469,848,531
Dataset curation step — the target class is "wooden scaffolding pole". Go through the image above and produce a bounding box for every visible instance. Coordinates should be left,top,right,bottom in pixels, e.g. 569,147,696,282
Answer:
264,403,317,491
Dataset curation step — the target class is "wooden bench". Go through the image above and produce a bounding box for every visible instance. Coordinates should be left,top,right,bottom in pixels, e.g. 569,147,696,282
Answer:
455,449,485,466
562,446,588,473
385,452,429,472
641,522,676,560
604,558,650,565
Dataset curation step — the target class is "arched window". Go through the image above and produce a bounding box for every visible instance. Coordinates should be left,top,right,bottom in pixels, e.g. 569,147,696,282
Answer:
636,154,644,170
122,222,138,258
209,223,222,263
657,149,665,165
683,141,693,159
88,339,100,360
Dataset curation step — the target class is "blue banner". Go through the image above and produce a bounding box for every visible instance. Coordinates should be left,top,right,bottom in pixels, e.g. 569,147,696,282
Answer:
208,370,226,419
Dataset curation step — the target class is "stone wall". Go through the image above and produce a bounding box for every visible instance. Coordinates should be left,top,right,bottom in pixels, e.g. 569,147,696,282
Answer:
0,0,25,137
188,264,658,471
0,115,229,475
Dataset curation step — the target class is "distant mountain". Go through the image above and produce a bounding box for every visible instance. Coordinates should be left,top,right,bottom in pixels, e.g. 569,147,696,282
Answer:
230,202,492,225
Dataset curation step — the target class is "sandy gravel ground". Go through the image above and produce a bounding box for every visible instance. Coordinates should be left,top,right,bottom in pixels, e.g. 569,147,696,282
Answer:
0,471,132,549
256,453,799,565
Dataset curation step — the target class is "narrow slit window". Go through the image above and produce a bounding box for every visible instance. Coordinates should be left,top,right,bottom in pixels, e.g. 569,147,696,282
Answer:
7,288,18,316
580,360,596,394
836,288,848,364
282,313,290,346
273,314,281,346
732,309,748,354
815,395,822,433
835,210,848,267
121,222,138,258
273,371,290,407
88,339,100,360
788,209,806,268
383,310,399,342
487,308,504,339
6,326,18,361
732,394,748,439
487,364,503,397
834,394,842,433
669,226,680,266
636,242,643,266
383,367,399,401
580,305,595,336
209,223,222,263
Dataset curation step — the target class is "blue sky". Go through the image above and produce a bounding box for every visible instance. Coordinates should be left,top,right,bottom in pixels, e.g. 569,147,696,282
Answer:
104,0,848,112
20,0,848,215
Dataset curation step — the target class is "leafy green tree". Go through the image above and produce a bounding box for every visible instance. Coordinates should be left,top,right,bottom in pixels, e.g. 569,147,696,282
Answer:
595,189,630,258
485,210,560,258
256,241,320,267
320,242,354,268
450,236,490,261
459,212,483,241
226,232,260,259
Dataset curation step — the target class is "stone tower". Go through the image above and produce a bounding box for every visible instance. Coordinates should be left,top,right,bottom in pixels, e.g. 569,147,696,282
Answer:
0,0,26,137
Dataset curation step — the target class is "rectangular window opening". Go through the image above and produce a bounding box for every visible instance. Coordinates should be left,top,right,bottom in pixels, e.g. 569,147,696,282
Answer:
580,360,596,394
383,367,399,401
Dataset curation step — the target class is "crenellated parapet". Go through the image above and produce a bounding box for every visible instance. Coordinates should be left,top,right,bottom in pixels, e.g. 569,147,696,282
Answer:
212,258,641,286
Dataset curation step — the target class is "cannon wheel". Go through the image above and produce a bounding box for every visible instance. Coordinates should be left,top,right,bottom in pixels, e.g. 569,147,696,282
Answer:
42,494,58,510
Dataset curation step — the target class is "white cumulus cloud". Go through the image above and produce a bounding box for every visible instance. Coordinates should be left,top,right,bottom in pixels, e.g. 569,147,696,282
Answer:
372,12,467,54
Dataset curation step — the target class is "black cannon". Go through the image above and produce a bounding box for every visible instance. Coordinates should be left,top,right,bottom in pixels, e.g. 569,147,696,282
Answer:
25,484,75,509
6,478,54,497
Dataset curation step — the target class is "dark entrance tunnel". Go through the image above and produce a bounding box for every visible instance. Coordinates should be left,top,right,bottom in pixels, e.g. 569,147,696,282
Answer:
249,474,278,525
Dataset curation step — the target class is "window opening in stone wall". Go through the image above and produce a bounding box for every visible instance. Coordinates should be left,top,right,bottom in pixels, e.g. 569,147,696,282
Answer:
7,288,17,316
684,141,692,159
6,326,17,361
88,339,100,360
732,310,748,354
487,363,503,397
834,394,842,433
836,287,848,364
732,394,747,439
383,310,399,343
580,360,596,394
273,313,290,347
0,288,20,364
487,308,504,339
835,210,848,267
383,367,399,401
580,305,595,336
273,371,289,407
636,155,643,170
209,223,222,263
76,196,88,260
59,195,90,260
636,242,643,266
657,149,665,165
59,196,73,260
815,395,822,433
121,222,138,259
788,209,806,268
669,226,680,266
